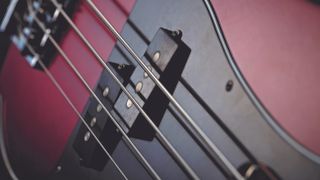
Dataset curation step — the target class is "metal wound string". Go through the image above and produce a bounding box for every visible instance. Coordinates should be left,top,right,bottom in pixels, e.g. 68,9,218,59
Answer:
14,15,128,179
84,1,244,179
49,0,199,179
25,3,160,179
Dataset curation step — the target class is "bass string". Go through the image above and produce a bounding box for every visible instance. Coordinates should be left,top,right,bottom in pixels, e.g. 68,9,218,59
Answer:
52,0,244,179
49,0,200,179
82,2,243,179
23,40,128,180
12,13,127,179
24,1,160,178
28,14,162,180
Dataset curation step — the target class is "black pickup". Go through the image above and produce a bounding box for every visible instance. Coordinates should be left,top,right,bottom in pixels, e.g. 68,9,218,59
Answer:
73,28,191,171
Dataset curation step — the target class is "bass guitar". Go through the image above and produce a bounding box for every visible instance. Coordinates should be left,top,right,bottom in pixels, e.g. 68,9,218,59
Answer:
0,0,320,179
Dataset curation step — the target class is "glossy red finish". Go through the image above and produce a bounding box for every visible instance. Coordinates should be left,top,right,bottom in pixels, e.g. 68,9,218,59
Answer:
212,0,320,155
0,0,134,176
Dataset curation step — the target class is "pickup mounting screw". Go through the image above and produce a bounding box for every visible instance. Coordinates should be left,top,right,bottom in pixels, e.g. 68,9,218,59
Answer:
172,30,182,38
226,80,233,92
96,104,102,112
126,99,133,109
152,51,160,62
117,64,126,70
56,165,62,173
84,131,91,142
135,81,143,93
103,87,109,97
90,117,97,127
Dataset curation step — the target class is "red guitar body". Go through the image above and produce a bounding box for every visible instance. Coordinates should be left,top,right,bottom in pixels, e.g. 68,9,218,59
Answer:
0,0,320,179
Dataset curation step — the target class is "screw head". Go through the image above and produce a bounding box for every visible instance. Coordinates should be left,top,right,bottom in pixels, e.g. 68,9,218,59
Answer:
226,80,234,92
103,87,109,97
84,131,91,142
56,165,62,173
152,51,160,62
90,117,97,127
135,81,143,93
117,64,126,70
172,29,182,38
